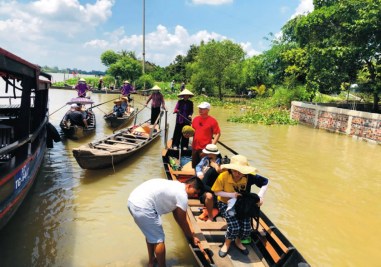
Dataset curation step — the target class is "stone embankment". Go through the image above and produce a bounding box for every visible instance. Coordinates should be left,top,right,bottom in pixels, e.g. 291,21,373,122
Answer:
291,101,381,144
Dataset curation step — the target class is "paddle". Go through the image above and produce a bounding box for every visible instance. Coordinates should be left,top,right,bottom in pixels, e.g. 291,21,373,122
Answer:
88,97,120,110
49,103,68,117
175,112,238,155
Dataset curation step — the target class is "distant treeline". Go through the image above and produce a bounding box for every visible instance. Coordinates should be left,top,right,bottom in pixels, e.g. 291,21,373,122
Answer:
41,66,105,76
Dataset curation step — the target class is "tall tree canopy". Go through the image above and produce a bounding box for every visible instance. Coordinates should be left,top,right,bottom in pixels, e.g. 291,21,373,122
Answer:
190,40,245,99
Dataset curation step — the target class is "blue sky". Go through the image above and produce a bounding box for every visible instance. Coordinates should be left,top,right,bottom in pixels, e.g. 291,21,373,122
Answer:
0,0,313,72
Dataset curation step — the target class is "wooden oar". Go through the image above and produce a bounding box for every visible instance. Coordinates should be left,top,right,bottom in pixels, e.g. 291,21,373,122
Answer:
49,103,68,117
89,97,120,109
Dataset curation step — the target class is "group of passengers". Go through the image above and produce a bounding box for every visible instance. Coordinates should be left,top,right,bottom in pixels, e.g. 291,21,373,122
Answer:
63,103,89,128
128,86,270,266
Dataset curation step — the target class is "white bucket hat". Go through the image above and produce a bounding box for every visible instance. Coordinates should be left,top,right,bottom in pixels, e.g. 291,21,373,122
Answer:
221,155,257,174
202,144,220,155
198,102,210,109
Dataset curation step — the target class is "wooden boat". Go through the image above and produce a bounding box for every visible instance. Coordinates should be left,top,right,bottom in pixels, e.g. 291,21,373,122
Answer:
59,97,96,140
72,112,164,169
161,145,310,267
0,48,53,230
104,106,138,129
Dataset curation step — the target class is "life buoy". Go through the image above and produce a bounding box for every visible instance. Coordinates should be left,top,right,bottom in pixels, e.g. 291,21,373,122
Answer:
47,122,61,148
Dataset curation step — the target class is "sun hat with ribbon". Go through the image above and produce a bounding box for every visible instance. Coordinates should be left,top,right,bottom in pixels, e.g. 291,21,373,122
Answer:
178,89,194,97
221,155,257,174
202,144,220,155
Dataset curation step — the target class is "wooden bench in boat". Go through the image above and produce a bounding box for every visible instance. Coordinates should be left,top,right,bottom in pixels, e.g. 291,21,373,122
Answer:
253,215,298,266
106,139,137,145
94,143,135,152
116,136,146,143
121,133,149,140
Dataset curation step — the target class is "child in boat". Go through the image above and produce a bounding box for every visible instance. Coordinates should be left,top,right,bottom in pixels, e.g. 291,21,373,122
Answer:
196,144,222,222
212,155,269,258
113,99,124,117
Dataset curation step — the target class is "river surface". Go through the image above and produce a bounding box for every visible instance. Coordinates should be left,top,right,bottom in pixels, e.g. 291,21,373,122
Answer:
0,89,380,267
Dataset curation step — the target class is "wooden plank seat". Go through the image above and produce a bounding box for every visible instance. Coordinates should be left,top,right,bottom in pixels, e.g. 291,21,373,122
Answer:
106,139,137,145
94,143,134,151
121,133,148,139
115,136,145,143
253,217,294,265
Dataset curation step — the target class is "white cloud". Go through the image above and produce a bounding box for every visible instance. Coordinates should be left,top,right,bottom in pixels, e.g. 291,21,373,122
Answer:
291,0,314,18
0,0,260,70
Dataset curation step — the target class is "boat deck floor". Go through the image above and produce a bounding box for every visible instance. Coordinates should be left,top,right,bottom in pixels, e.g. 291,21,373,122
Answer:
189,201,267,267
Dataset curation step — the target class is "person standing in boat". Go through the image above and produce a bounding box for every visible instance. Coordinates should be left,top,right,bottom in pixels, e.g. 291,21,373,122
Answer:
128,177,204,267
196,144,222,222
63,103,88,128
191,101,221,168
212,155,269,258
120,80,135,102
97,77,103,90
74,78,90,97
171,89,194,150
145,85,166,125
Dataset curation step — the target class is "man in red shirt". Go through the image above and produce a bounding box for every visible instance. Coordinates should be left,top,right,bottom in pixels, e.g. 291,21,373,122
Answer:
191,102,221,168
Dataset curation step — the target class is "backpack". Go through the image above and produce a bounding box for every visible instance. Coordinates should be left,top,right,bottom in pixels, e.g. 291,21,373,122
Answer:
234,192,260,219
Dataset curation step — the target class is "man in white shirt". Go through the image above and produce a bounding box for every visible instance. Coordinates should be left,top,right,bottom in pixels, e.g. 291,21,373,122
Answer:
128,177,204,267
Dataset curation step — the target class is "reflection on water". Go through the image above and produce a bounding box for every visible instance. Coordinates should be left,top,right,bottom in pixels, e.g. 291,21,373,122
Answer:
0,89,380,266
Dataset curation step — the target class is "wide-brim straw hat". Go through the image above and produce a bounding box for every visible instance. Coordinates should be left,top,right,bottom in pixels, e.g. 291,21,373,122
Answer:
221,155,257,174
150,85,161,91
121,97,129,101
79,78,86,82
178,89,194,97
124,80,129,84
114,99,122,103
202,144,220,155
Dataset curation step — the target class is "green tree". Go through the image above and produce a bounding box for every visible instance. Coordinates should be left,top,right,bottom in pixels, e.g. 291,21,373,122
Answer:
191,40,245,100
292,0,381,109
100,50,120,67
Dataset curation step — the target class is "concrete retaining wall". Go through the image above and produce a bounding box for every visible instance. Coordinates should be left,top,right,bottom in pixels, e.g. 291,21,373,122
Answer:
291,101,381,144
